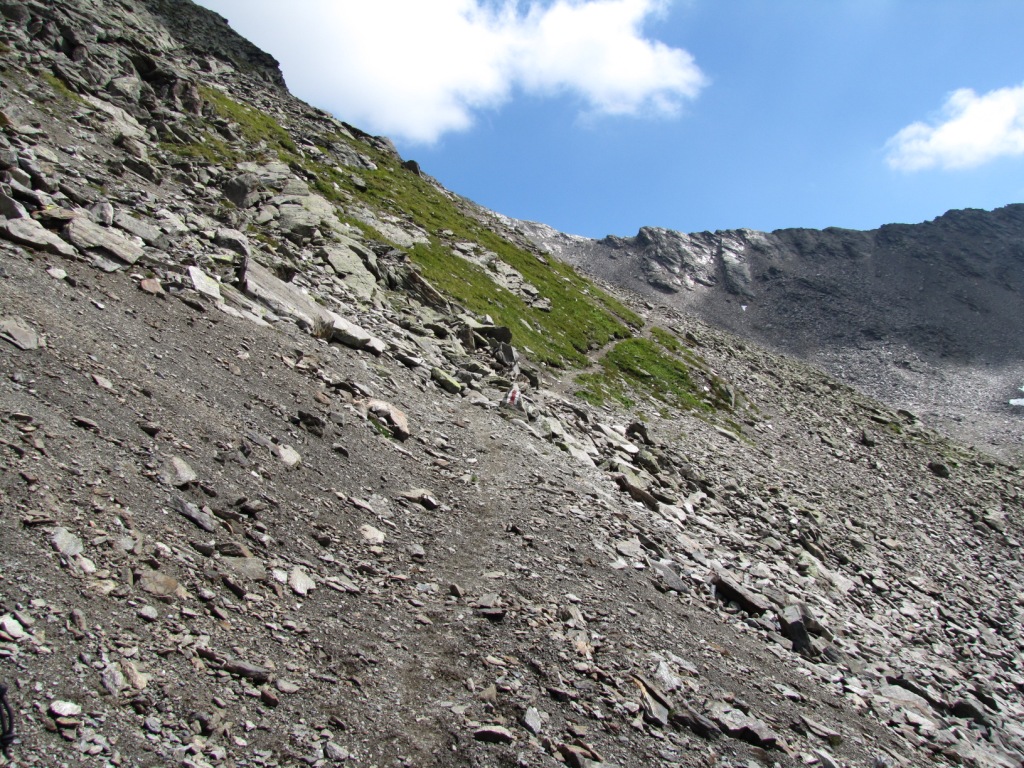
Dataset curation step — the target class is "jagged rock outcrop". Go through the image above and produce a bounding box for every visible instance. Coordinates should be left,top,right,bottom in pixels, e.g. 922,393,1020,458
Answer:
1,2,1023,768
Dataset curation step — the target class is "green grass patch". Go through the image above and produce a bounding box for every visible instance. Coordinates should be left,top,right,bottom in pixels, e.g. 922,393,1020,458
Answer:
200,86,297,157
172,92,640,369
41,72,86,104
576,338,707,410
408,240,635,367
159,137,238,166
303,139,642,366
575,334,738,414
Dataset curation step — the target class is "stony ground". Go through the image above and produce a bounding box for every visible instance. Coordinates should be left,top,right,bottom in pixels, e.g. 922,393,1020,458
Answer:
1,2,1024,768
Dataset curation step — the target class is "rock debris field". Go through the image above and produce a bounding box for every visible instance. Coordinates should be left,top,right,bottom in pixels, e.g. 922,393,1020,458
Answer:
1,1,1023,767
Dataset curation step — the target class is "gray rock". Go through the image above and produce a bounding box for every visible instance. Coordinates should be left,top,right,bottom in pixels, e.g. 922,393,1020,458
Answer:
221,658,271,683
473,725,514,744
431,367,463,394
161,456,198,487
651,560,688,593
221,557,266,581
779,603,814,655
214,227,251,257
319,240,378,300
0,614,26,640
187,266,222,301
175,497,216,532
329,314,373,349
710,570,773,616
0,316,40,350
323,742,350,761
0,189,29,219
63,216,143,265
359,524,386,545
277,203,322,241
708,701,780,748
223,173,264,208
288,567,316,595
50,527,84,558
0,216,78,257
137,605,160,622
242,257,334,328
113,211,163,246
522,707,544,735
101,664,126,695
89,201,114,226
136,570,181,598
274,444,302,468
49,700,82,718
364,399,410,440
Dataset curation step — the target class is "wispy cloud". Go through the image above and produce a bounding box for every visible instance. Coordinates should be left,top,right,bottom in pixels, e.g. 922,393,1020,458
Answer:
198,0,706,143
885,83,1024,171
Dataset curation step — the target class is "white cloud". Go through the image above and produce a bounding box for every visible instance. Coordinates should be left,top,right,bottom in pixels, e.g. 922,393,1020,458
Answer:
885,83,1024,171
196,0,705,143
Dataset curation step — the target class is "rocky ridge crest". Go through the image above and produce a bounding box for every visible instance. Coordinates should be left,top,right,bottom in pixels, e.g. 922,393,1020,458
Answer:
509,207,1024,461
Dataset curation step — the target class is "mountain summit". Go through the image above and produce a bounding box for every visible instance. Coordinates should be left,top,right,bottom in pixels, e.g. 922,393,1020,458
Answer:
0,2,1022,767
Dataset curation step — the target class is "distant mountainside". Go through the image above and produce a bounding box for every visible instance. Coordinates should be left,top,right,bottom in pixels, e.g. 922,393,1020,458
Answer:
2,2,1024,768
507,206,1024,459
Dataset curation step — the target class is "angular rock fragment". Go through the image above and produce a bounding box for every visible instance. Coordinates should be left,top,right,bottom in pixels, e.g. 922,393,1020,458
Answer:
328,314,373,349
670,705,722,739
187,266,222,301
50,527,84,558
400,488,440,510
522,706,544,735
651,560,688,593
0,316,39,351
708,701,780,748
288,567,316,595
161,456,198,488
114,211,163,245
359,524,386,545
49,700,82,718
63,216,143,265
0,217,78,257
431,367,463,394
223,173,264,208
710,570,773,615
175,497,216,532
364,400,410,440
136,570,182,598
778,603,814,655
0,614,26,640
222,658,271,684
473,725,514,744
273,444,302,468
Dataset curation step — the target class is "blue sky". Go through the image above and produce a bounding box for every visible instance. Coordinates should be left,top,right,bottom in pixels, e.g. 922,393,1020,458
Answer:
195,0,1024,239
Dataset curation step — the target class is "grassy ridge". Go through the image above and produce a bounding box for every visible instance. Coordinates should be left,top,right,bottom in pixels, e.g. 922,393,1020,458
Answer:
190,89,642,366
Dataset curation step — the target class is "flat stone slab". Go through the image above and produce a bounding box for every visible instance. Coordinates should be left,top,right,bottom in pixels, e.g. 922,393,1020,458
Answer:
329,313,372,349
63,216,143,264
187,266,222,301
0,316,40,350
113,210,163,246
242,257,333,329
0,216,78,257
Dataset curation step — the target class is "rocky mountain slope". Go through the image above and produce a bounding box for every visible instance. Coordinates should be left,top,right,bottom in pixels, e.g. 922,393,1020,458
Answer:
508,209,1024,462
1,2,1023,768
